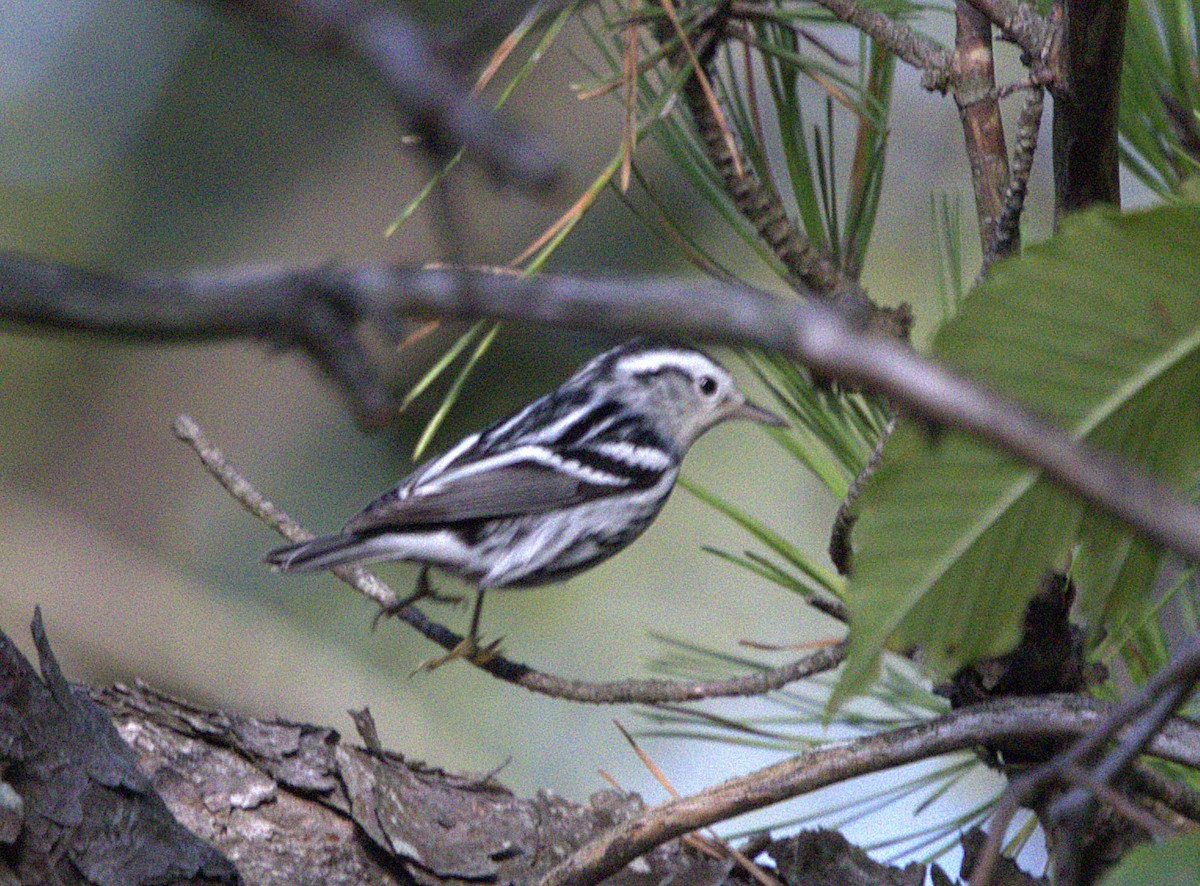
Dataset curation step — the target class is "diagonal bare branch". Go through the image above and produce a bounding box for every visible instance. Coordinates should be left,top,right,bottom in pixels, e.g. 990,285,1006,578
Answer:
6,253,1200,565
537,693,1200,886
204,0,562,189
969,634,1200,886
795,0,955,92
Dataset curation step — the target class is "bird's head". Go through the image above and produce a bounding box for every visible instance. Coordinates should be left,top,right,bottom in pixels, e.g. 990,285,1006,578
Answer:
593,341,786,450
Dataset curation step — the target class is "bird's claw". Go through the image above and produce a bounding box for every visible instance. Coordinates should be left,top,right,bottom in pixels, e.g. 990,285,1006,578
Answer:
410,636,504,674
372,566,463,630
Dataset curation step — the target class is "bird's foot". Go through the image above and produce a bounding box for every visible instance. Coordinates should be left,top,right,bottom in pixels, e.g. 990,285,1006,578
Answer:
372,566,463,630
411,636,504,674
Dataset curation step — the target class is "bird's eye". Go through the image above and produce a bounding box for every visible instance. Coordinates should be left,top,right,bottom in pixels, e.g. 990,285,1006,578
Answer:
697,375,719,397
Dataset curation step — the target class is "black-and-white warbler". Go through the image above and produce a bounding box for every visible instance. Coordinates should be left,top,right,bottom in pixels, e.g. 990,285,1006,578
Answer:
266,340,784,661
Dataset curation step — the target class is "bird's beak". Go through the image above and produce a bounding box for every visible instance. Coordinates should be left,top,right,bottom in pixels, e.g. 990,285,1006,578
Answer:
732,398,787,427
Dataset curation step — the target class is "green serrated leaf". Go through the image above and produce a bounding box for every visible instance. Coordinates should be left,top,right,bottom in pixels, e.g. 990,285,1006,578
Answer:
833,204,1200,708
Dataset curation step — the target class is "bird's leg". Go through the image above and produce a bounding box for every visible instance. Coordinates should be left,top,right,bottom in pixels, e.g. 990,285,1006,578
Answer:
413,586,502,672
466,586,487,650
372,565,462,630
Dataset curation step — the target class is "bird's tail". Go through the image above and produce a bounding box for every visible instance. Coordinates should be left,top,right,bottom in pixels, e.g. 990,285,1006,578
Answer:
264,533,375,573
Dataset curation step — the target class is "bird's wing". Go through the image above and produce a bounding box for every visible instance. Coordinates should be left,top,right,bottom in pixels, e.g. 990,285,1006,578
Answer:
342,443,662,533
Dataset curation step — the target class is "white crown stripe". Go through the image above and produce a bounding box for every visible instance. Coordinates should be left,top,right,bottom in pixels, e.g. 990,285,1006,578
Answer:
615,350,723,378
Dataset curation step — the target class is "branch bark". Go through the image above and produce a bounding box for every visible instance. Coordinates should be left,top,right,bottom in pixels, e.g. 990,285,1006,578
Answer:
965,0,1055,61
953,0,1012,262
1050,0,1128,218
992,87,1045,263
6,253,1200,566
5,613,1197,885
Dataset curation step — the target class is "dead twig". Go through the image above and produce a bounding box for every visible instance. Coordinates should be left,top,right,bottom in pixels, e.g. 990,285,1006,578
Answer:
172,414,847,704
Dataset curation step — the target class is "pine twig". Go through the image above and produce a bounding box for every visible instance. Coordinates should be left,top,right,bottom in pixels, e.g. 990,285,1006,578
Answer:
954,0,1012,264
991,87,1044,264
665,12,908,338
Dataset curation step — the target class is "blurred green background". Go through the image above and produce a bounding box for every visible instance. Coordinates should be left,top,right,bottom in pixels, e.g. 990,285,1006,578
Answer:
0,0,1092,845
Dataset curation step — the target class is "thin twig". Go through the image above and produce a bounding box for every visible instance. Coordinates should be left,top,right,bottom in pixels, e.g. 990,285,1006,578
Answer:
172,414,847,704
1059,762,1178,841
991,86,1044,264
537,694,1200,886
798,0,956,92
1046,678,1196,884
829,416,896,575
205,0,561,190
172,415,400,612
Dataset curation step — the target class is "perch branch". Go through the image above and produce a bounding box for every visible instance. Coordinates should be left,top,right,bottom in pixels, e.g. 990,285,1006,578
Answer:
173,414,847,704
538,693,1200,886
